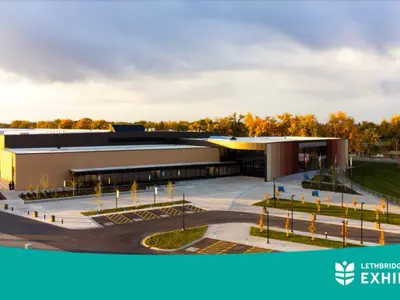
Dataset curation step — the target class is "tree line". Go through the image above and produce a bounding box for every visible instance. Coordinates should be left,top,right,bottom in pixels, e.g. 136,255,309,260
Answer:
2,112,400,154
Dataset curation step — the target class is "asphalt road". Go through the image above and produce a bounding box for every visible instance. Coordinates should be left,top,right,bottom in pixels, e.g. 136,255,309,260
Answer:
0,210,399,254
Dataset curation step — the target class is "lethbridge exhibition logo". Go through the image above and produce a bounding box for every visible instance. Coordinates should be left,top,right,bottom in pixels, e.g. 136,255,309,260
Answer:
335,261,400,285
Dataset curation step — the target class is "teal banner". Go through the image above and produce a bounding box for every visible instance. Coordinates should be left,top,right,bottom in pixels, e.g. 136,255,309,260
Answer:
1,245,399,299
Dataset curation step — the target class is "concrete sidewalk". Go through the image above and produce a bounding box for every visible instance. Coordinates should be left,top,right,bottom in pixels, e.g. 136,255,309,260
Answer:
204,223,326,252
228,203,400,234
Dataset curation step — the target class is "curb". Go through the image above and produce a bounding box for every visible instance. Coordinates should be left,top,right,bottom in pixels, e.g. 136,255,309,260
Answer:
21,189,157,204
81,201,191,217
141,229,207,252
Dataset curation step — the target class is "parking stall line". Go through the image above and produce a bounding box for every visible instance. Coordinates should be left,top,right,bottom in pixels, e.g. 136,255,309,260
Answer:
106,214,132,225
160,207,182,216
197,241,236,254
185,205,206,213
244,246,272,254
135,210,159,220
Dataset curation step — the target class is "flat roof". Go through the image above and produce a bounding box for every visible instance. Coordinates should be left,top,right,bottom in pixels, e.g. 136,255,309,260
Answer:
185,136,341,144
5,144,209,154
70,161,236,173
208,136,340,144
0,128,110,135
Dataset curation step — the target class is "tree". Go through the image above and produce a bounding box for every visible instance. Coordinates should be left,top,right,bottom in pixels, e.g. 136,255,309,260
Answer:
325,193,330,208
352,197,357,211
258,213,264,232
94,181,102,211
60,119,75,129
308,214,316,241
36,185,40,200
316,198,321,212
74,118,93,129
285,213,290,237
341,220,349,246
276,113,293,136
71,179,77,197
379,228,385,245
167,181,174,199
28,181,33,193
264,192,270,205
375,205,380,222
131,180,138,207
381,198,386,214
40,174,49,190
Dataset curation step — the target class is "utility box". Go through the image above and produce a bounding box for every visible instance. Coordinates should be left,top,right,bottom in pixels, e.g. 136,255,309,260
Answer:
3,204,8,210
33,211,38,218
50,215,55,222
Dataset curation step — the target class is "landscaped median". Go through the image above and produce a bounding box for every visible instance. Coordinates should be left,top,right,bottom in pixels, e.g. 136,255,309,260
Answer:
143,225,208,250
253,198,400,225
249,227,361,248
81,200,190,216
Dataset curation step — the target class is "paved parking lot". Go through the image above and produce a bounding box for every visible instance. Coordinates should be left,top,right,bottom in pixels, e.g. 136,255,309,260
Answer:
183,238,276,254
92,205,207,226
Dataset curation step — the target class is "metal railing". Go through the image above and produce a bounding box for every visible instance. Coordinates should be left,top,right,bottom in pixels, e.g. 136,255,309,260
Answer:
352,157,399,164
339,170,400,204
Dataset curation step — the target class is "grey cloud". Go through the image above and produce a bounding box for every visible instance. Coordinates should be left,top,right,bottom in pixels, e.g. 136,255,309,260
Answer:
293,89,364,102
0,2,400,82
380,80,400,95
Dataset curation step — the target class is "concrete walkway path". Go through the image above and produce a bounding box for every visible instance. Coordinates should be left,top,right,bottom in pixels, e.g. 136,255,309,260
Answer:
204,223,326,252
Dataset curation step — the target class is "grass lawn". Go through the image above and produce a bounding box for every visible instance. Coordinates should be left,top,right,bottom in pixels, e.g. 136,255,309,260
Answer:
253,198,400,225
81,200,190,216
349,161,400,200
145,225,208,249
250,227,361,248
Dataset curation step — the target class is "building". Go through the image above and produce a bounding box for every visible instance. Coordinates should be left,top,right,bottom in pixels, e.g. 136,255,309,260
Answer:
0,127,348,191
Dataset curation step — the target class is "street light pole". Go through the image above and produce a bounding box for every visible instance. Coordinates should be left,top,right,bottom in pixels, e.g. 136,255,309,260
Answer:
387,197,389,224
341,187,344,208
291,194,294,234
182,193,185,231
342,220,345,248
115,189,119,210
267,209,270,243
361,202,364,245
154,185,156,205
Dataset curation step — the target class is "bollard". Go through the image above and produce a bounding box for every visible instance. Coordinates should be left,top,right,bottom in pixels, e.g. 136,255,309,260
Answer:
11,207,13,211
61,217,64,224
325,232,328,240
27,210,30,216
44,213,46,220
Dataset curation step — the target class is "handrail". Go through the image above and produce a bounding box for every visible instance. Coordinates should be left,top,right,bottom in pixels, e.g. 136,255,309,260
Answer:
339,170,400,204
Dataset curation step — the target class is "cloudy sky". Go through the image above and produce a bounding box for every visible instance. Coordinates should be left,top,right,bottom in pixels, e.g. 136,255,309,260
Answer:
0,1,399,123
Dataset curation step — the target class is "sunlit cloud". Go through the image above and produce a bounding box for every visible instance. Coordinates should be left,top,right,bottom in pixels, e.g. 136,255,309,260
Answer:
0,2,399,123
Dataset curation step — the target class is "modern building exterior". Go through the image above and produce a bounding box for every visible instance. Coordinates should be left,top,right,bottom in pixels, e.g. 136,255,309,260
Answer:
0,127,348,191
